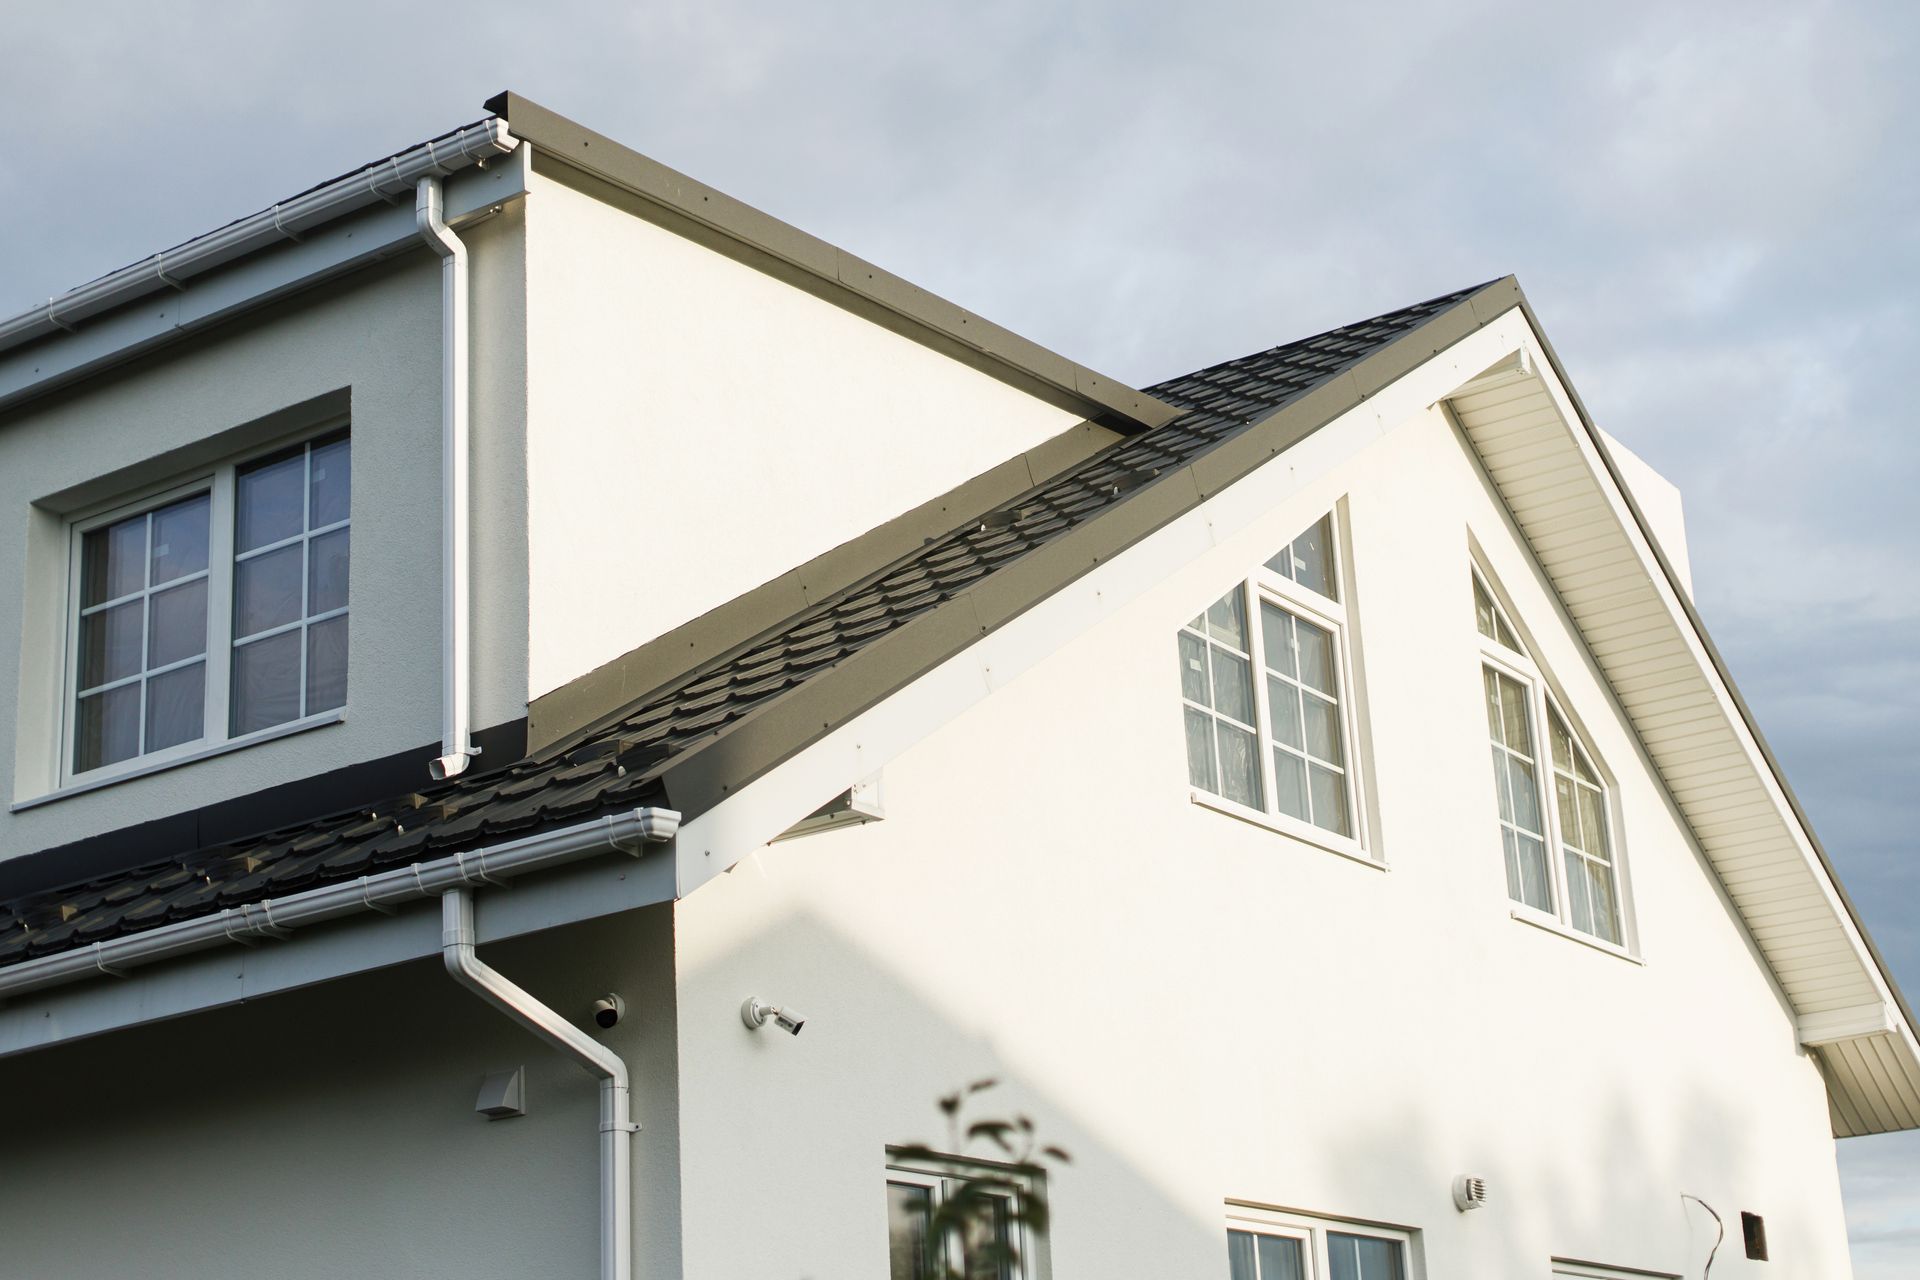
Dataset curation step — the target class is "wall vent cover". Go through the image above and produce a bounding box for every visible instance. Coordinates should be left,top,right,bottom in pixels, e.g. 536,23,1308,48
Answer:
1452,1175,1490,1212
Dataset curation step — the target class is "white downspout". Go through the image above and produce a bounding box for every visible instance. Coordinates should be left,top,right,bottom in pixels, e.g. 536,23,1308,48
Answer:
417,176,477,781
443,888,635,1280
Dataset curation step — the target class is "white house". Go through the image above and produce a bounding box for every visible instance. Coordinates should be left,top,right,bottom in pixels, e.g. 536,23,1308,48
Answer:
0,93,1912,1280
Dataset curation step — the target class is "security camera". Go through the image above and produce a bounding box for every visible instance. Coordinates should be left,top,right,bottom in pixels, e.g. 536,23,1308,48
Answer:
741,997,805,1036
591,993,626,1030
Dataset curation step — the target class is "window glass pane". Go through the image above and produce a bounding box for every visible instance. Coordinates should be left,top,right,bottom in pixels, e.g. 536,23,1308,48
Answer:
1483,668,1503,741
1565,849,1595,935
1303,692,1342,765
1497,673,1531,756
1328,1232,1404,1280
149,494,210,585
960,1191,1013,1280
1211,648,1256,725
1587,861,1622,943
82,514,147,605
1228,1230,1259,1280
1260,603,1296,679
1256,1233,1306,1280
1474,576,1498,641
236,450,307,552
309,528,350,615
235,543,305,637
231,630,302,735
1555,774,1583,849
887,1183,933,1280
1179,631,1211,705
1491,745,1515,823
145,663,205,752
148,579,208,668
1205,588,1249,649
1289,515,1336,599
1309,764,1351,836
1267,677,1303,749
75,684,141,772
1578,786,1608,857
308,435,351,527
1506,756,1542,833
1513,832,1552,911
306,616,349,714
1186,708,1218,791
1216,722,1262,808
1294,617,1335,695
1272,748,1308,821
80,600,144,688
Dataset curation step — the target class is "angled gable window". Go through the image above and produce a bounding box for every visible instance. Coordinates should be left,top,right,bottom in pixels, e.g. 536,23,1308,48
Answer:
61,427,351,787
1179,511,1367,856
1472,566,1626,947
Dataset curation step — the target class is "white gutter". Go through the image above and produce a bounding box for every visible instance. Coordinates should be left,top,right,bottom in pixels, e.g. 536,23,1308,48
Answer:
444,888,636,1280
0,807,680,1003
416,175,477,781
0,120,516,354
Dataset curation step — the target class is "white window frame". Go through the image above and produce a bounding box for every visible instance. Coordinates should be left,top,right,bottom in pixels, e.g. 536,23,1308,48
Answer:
1182,511,1373,865
53,423,350,793
886,1151,1048,1280
1472,564,1635,958
1226,1205,1420,1280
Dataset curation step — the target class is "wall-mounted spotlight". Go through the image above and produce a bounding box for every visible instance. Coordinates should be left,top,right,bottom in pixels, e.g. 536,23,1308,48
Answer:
741,997,806,1036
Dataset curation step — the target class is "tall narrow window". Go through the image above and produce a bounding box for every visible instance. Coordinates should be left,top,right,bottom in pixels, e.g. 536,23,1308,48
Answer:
64,427,350,784
1472,567,1629,946
73,492,212,771
1178,511,1366,853
887,1154,1042,1280
231,433,351,734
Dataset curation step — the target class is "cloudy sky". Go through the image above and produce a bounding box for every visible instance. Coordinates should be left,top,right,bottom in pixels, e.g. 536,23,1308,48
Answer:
5,0,1915,1270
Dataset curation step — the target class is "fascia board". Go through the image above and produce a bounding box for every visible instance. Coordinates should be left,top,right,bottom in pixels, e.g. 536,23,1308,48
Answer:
670,310,1533,895
0,147,529,417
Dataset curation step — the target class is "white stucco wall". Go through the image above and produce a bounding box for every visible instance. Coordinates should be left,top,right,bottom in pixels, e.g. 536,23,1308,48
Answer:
521,170,1085,700
0,905,681,1280
0,205,529,857
668,401,1850,1278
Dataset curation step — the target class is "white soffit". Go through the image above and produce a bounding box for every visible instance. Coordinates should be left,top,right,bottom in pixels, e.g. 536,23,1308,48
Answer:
1447,327,1920,1136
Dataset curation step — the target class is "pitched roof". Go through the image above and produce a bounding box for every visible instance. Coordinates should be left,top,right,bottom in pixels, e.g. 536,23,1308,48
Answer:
0,281,1495,970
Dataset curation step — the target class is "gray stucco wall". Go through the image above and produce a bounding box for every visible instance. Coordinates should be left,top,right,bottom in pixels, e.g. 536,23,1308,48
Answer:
0,903,678,1279
0,202,530,859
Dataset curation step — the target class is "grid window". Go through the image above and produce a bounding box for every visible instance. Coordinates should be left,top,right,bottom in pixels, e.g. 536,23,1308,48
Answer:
64,428,350,783
1472,567,1629,947
1227,1212,1411,1280
73,493,212,772
1179,511,1366,854
231,434,351,735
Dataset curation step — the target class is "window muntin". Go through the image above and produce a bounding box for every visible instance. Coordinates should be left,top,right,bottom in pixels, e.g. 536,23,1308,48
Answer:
64,429,350,782
1226,1213,1410,1280
230,435,350,735
1472,567,1628,946
1181,511,1365,852
886,1155,1040,1280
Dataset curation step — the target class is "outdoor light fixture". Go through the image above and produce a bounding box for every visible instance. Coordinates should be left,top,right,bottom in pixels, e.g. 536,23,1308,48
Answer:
741,997,806,1036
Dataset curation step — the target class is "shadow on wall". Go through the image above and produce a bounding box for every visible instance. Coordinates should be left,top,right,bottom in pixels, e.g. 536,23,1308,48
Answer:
674,895,1829,1280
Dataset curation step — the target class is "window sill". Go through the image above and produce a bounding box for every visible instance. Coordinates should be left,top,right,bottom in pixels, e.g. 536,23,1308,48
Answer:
1509,907,1643,965
12,710,346,812
1188,789,1383,871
